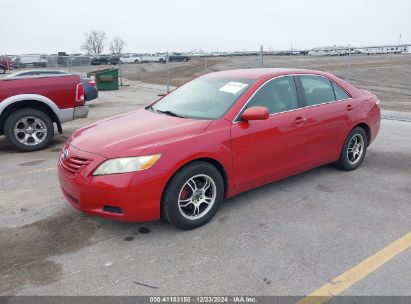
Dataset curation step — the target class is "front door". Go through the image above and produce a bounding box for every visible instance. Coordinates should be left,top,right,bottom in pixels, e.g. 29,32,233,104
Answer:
230,76,308,192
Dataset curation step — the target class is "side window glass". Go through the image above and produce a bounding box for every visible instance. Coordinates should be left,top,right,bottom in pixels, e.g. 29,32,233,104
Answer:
246,76,298,114
299,75,336,106
332,83,350,100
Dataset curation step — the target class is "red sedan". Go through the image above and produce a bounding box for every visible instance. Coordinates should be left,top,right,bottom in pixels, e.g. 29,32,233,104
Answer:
58,68,381,229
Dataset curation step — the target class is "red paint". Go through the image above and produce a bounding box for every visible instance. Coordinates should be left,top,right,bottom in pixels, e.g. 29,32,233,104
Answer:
241,106,269,121
58,69,381,222
0,74,84,108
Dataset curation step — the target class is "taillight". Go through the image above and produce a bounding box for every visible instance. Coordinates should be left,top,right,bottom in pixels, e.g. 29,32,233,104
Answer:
87,80,96,87
76,83,85,103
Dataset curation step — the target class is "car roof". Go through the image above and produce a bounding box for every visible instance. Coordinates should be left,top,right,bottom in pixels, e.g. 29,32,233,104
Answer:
7,70,69,78
204,68,329,80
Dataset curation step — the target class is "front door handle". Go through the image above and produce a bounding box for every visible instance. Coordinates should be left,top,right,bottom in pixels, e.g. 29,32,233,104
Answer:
294,116,307,126
346,104,354,111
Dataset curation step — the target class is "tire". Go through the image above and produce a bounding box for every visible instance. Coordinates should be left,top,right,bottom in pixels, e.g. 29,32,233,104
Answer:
0,66,5,74
4,108,54,152
161,161,224,230
335,127,368,171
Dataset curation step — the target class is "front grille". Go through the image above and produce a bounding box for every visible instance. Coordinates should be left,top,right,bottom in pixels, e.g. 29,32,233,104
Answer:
60,155,92,175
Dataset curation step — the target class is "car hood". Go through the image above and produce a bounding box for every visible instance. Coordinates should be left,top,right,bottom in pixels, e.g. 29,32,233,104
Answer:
69,108,212,158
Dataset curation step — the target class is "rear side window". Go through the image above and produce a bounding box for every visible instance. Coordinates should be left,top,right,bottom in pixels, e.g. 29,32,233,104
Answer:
299,75,336,106
332,83,350,100
246,76,299,114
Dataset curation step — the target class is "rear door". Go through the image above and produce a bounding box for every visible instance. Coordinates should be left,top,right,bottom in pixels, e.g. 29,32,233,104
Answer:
296,75,353,166
230,76,308,192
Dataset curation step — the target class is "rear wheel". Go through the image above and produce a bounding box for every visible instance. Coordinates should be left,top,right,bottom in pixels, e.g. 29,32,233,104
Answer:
4,108,54,152
161,161,224,230
335,127,368,171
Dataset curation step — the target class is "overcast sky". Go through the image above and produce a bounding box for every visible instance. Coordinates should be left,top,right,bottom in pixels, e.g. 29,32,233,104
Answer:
2,0,410,55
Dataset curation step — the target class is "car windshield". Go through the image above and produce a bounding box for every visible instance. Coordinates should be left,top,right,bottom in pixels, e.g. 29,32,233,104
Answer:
150,77,255,119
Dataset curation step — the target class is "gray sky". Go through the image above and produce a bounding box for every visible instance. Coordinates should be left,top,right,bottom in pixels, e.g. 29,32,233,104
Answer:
1,0,410,54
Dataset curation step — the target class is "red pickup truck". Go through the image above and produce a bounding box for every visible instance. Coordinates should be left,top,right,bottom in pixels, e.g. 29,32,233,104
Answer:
0,74,89,151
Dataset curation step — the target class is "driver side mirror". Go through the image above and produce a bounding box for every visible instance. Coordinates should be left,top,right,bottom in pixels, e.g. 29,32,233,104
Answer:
241,106,269,121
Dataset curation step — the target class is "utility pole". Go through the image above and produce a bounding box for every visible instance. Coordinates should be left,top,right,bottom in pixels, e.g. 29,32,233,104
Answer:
118,54,123,86
259,45,264,68
347,44,352,81
166,51,170,93
140,56,143,83
204,53,207,74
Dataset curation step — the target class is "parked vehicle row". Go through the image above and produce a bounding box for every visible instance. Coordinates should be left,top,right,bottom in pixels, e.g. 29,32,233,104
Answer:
3,53,191,70
91,55,120,65
120,54,167,64
57,68,381,230
120,53,190,64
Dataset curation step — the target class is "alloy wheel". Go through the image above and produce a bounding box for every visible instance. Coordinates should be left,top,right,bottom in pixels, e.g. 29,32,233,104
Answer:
347,134,364,165
13,116,48,146
178,174,217,220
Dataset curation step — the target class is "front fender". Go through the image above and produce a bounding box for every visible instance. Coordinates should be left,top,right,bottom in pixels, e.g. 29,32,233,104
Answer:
141,119,235,197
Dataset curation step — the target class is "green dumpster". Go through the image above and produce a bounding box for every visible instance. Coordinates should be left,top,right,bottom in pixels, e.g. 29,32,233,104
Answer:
87,68,119,90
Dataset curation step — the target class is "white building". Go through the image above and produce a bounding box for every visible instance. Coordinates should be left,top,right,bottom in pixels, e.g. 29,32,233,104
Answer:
309,45,409,56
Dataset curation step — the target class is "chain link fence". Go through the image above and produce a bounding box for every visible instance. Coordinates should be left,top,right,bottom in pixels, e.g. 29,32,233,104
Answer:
2,47,410,111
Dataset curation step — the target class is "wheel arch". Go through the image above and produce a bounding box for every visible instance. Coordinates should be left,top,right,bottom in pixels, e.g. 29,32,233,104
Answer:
160,157,229,217
0,97,62,134
354,122,371,146
166,157,228,195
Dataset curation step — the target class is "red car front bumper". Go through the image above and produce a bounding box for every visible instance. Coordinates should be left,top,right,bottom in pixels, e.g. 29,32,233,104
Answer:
58,145,169,222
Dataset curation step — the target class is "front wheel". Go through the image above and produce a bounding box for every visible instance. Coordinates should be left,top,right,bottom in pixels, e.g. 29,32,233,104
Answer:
4,108,54,152
161,161,224,230
335,127,368,171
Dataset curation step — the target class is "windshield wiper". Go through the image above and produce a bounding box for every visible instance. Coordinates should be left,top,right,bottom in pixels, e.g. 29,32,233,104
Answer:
155,109,186,118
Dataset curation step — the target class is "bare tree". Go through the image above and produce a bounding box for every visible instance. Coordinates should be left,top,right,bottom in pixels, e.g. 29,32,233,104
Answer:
110,36,126,55
82,30,106,55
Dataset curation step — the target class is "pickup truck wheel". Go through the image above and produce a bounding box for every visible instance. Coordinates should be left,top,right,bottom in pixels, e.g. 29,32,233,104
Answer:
4,108,54,152
0,67,5,74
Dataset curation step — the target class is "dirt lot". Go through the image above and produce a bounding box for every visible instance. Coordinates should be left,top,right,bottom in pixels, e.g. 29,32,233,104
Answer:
0,85,411,298
65,54,411,112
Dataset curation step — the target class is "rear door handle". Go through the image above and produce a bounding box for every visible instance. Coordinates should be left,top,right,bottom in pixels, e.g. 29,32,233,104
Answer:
294,116,307,126
346,104,354,111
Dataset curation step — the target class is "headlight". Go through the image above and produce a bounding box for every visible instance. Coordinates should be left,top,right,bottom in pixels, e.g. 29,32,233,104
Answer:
93,154,161,176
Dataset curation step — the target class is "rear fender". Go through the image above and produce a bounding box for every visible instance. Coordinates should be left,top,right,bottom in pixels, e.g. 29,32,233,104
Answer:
0,94,63,122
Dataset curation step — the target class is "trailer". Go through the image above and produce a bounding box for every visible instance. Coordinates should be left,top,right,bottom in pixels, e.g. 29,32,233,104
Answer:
15,54,48,67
